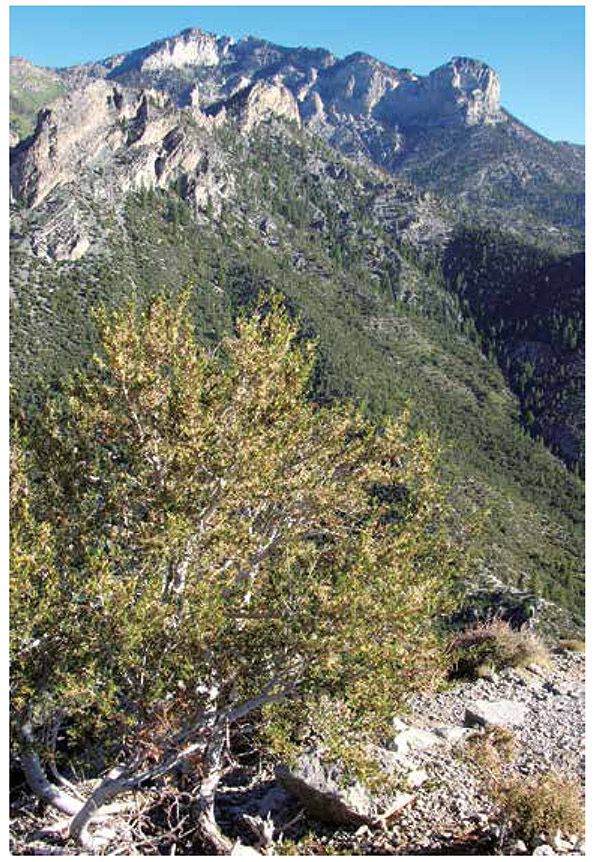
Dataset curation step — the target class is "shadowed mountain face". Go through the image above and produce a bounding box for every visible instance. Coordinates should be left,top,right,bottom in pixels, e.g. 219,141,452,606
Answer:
9,25,584,631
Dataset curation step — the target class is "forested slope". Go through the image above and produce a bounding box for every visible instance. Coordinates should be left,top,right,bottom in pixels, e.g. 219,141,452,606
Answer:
10,120,585,628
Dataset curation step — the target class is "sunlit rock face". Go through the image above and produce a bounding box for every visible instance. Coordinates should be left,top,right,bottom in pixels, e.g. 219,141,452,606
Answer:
10,80,133,208
206,80,301,132
139,28,230,71
8,77,234,260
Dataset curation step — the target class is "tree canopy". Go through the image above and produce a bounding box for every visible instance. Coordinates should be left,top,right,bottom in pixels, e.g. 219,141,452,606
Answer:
10,290,462,851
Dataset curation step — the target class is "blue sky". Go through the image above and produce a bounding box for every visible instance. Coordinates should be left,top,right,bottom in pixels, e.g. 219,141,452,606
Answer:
9,5,585,144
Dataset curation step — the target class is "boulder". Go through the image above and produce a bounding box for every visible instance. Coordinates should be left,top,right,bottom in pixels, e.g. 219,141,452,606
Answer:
464,699,528,728
276,747,415,825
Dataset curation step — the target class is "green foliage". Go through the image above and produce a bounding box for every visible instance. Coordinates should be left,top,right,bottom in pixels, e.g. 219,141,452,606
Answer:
10,119,584,626
9,433,61,724
11,291,459,766
443,226,584,474
10,72,65,140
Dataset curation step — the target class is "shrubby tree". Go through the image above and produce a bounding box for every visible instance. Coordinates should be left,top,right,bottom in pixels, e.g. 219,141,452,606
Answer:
11,290,462,852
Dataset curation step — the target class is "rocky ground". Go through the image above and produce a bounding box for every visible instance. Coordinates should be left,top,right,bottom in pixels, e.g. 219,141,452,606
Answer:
9,647,585,856
381,646,586,855
219,646,585,856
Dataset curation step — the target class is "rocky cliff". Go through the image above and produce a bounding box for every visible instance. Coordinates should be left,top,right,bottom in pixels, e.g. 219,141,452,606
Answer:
206,79,301,132
10,74,302,260
378,57,503,127
58,30,503,130
10,27,584,237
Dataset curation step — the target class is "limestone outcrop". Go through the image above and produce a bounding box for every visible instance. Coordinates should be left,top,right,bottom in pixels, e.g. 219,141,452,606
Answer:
378,57,503,127
138,27,231,72
10,80,142,207
9,79,233,259
313,52,404,118
276,746,416,825
208,80,301,132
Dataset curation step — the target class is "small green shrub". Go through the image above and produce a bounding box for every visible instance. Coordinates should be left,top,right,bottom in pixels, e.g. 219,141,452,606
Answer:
448,619,549,678
273,833,356,855
490,773,584,845
12,290,462,851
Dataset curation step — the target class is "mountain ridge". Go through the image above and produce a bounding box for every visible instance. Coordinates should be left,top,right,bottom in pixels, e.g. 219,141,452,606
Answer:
10,25,585,241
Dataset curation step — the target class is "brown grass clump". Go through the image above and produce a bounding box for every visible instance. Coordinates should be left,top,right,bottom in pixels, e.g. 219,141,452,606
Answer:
558,638,585,653
490,772,584,845
464,729,584,847
448,618,549,679
464,726,517,775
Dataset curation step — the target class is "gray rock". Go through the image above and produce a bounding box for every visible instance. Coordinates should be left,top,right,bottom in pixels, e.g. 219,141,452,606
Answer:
527,663,547,677
506,838,528,854
433,725,473,744
365,743,416,777
379,56,503,128
275,747,415,825
406,769,428,788
545,681,584,699
387,727,443,754
464,699,528,728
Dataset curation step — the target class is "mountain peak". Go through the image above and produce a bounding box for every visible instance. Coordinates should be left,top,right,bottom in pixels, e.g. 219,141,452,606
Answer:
139,27,231,71
424,55,502,125
449,55,493,70
343,51,377,64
